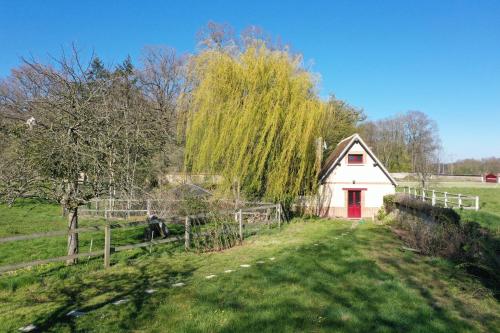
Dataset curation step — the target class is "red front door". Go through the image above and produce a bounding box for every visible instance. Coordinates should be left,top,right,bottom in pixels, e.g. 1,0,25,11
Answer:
348,190,361,218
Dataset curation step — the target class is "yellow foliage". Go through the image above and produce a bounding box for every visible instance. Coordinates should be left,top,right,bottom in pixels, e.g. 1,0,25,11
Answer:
184,44,324,201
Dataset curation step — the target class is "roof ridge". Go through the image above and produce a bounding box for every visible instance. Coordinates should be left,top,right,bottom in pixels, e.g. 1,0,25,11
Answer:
336,133,357,146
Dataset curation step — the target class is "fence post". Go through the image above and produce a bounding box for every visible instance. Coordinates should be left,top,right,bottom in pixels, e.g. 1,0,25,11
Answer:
475,196,479,211
444,192,448,208
432,190,436,206
104,224,111,269
149,230,154,254
126,199,131,220
277,204,281,229
146,199,151,216
414,187,417,198
238,209,243,242
184,216,190,250
458,194,462,208
422,189,426,202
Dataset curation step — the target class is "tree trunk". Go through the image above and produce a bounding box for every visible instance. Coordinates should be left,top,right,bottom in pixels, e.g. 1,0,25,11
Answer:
61,204,67,217
66,207,79,265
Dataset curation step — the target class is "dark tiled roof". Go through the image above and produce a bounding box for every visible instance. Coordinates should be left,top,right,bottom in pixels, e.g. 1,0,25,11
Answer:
318,133,397,186
318,134,355,180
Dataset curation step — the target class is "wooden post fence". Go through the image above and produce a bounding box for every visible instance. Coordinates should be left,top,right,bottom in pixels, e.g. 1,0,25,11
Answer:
126,199,130,220
398,186,480,211
184,216,190,250
238,209,243,242
277,204,281,229
104,224,111,269
0,202,288,274
401,187,479,211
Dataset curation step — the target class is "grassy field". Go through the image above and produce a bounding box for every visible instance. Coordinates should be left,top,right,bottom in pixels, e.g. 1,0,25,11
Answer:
0,199,186,266
398,182,500,232
0,215,498,332
435,186,500,233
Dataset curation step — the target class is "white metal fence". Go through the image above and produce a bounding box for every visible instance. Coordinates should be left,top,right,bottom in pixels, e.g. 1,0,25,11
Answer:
398,186,479,211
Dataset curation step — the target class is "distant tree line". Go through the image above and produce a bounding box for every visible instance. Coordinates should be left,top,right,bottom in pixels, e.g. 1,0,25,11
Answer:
443,157,500,175
358,112,500,177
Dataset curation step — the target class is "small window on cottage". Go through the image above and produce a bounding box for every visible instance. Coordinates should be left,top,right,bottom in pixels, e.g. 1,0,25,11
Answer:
348,154,363,164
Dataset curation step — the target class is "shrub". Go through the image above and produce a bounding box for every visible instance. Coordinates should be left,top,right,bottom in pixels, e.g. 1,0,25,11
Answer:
190,213,240,252
393,193,460,225
383,194,395,213
390,195,499,296
376,207,387,221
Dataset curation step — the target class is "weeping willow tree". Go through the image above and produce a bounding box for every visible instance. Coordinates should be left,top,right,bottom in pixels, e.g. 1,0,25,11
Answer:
184,42,324,201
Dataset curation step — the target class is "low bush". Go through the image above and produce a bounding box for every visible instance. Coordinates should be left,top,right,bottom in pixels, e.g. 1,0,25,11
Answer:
190,213,240,252
389,194,499,297
392,211,463,259
376,207,386,221
383,194,395,213
392,193,460,225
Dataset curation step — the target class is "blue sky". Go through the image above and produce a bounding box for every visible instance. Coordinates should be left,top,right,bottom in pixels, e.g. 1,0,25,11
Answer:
1,0,499,160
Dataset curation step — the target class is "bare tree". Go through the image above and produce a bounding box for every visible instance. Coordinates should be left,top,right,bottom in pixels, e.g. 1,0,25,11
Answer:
196,21,237,51
5,49,116,263
136,46,187,174
404,111,440,187
0,43,190,264
359,110,440,184
0,46,187,263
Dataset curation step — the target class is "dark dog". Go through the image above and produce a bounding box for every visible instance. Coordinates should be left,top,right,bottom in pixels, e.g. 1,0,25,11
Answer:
144,215,169,241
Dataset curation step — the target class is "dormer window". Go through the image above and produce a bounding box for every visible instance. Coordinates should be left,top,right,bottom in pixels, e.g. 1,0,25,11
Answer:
348,154,363,164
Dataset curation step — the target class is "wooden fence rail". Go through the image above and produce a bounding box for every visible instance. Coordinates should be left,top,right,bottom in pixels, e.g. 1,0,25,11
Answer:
397,186,479,211
79,199,281,220
0,203,285,274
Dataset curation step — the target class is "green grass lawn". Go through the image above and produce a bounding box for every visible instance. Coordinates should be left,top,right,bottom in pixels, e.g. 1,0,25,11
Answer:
0,200,185,266
398,182,500,232
0,218,498,332
0,198,126,237
431,185,500,233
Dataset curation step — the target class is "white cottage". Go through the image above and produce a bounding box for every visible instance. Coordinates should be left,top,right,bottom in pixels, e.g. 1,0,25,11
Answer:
317,133,397,219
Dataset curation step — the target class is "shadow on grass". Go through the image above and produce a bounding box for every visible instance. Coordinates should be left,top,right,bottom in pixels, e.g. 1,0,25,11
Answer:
31,261,196,332
179,227,485,333
6,222,499,332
